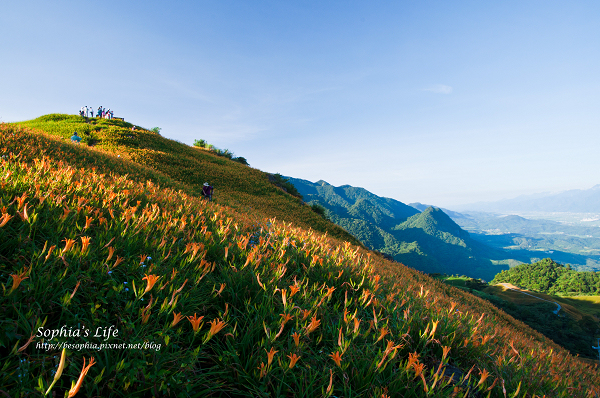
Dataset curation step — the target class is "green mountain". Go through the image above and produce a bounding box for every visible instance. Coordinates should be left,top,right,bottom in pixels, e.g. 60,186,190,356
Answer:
288,178,507,281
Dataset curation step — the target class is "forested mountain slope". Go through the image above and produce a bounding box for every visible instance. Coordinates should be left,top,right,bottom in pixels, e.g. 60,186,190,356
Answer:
289,178,507,281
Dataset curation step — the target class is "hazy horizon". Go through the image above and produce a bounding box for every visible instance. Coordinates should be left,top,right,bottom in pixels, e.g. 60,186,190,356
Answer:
2,1,599,207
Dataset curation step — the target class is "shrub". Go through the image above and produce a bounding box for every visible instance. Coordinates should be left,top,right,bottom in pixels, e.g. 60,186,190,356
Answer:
193,139,207,148
214,148,233,159
268,173,303,199
310,202,329,220
233,156,249,166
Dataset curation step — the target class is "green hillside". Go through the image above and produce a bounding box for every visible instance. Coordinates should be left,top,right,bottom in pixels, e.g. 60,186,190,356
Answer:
1,117,599,397
392,208,508,281
288,178,506,281
13,114,361,247
492,258,600,295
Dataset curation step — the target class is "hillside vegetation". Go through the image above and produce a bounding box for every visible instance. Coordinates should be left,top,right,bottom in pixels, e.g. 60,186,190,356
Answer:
1,118,599,397
492,258,600,295
14,114,360,246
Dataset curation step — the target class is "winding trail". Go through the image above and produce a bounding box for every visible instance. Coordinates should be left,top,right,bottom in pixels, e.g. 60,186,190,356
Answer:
497,283,562,315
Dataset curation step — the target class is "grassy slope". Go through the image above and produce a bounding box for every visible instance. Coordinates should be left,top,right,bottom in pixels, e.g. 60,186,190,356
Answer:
1,119,599,397
15,114,361,247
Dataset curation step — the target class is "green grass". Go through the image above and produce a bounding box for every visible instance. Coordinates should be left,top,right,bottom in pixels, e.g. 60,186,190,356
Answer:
557,295,600,318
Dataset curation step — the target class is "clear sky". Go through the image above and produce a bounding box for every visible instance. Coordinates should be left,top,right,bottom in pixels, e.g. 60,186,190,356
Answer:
2,1,599,207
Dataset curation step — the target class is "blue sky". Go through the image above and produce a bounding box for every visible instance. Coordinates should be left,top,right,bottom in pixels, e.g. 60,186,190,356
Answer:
2,1,599,207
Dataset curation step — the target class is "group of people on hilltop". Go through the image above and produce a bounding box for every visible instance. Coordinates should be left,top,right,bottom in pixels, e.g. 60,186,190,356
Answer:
79,106,114,119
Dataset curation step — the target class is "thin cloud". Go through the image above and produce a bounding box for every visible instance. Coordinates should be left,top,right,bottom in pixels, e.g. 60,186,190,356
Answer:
424,84,453,94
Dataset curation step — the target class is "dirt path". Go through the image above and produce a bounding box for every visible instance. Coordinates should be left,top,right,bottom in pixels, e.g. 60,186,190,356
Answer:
497,283,562,315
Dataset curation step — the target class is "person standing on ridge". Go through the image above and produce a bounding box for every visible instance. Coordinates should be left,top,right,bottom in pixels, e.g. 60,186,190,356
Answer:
202,182,214,201
90,107,94,118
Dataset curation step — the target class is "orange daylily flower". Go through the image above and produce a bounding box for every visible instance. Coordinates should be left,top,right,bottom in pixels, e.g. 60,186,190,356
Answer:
300,309,311,321
289,284,300,297
330,351,343,367
106,246,115,262
67,356,96,397
44,245,56,262
376,326,390,343
429,320,439,339
275,313,294,339
112,255,125,268
70,281,81,300
324,286,335,298
187,313,204,332
216,283,226,296
142,274,160,294
442,346,451,360
281,288,287,306
171,312,184,327
80,236,91,253
292,332,301,347
258,362,267,378
9,268,29,293
16,193,28,209
477,369,490,386
205,318,227,341
0,213,12,227
61,238,76,255
287,353,301,369
305,315,321,335
266,347,278,367
343,307,350,324
141,310,151,324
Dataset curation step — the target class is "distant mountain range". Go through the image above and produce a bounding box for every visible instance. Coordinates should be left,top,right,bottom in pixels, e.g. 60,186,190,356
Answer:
453,185,600,213
287,178,507,281
410,204,600,272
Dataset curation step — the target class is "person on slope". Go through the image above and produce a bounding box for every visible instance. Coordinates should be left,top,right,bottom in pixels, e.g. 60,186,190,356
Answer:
71,131,82,144
202,182,214,201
